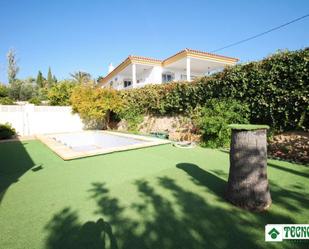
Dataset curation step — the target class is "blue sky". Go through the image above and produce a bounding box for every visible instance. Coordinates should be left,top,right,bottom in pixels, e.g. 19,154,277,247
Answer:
0,0,308,83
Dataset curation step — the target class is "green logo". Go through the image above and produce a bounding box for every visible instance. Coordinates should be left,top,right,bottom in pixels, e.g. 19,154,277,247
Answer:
269,228,280,239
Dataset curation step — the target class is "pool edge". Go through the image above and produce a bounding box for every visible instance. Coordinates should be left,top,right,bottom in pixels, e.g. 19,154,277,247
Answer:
36,131,171,160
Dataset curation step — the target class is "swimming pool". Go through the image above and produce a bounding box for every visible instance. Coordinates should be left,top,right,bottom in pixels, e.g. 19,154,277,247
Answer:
37,131,170,160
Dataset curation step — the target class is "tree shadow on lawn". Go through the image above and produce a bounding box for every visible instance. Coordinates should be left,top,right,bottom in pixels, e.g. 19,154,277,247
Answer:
45,163,308,249
45,207,118,249
268,162,309,179
178,163,309,211
0,141,36,204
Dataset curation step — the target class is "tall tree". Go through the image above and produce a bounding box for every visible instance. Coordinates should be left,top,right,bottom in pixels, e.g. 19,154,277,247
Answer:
52,75,57,83
70,71,91,84
7,48,19,84
47,67,54,87
36,70,44,88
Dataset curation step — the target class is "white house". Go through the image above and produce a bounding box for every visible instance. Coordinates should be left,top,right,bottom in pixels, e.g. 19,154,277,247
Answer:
99,48,238,90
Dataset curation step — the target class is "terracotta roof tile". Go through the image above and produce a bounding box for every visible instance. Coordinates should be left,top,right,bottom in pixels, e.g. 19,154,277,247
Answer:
163,48,239,63
185,48,239,61
129,55,162,63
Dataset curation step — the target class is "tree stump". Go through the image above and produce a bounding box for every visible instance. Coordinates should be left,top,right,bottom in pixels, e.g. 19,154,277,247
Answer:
226,124,272,211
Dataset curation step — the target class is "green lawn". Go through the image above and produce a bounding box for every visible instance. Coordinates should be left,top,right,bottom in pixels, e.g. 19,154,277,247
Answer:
0,140,308,249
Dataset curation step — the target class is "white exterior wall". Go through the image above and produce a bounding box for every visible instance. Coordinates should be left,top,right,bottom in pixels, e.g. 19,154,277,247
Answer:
116,75,132,90
114,75,124,90
152,66,163,83
136,65,162,87
0,104,84,136
106,75,127,90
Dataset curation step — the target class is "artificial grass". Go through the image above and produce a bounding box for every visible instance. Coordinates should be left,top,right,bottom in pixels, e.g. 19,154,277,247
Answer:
0,140,308,249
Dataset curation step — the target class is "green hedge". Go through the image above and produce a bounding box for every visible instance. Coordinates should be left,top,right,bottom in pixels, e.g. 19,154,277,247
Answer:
121,48,309,131
0,123,16,139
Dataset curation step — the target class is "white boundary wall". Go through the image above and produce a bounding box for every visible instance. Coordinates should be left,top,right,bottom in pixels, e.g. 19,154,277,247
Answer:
0,104,84,136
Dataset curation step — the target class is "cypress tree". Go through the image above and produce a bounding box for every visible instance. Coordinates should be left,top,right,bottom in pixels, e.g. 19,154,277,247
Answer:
52,75,57,83
36,70,44,88
47,67,53,87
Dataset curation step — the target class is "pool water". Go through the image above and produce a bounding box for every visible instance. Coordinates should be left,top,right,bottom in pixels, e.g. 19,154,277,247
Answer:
52,132,150,152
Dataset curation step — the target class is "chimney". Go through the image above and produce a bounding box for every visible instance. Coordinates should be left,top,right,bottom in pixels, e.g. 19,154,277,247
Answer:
108,63,115,73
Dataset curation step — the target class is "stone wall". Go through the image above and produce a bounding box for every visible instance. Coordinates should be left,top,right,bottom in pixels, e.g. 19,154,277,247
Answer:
116,115,201,142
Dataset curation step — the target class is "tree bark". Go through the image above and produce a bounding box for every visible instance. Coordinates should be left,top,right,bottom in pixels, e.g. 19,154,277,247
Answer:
226,129,272,211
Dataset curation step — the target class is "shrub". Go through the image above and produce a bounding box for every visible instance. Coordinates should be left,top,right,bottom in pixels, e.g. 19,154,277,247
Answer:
7,80,22,100
19,82,37,101
0,84,9,97
118,107,144,131
0,123,16,139
0,97,15,105
29,97,41,105
48,81,76,106
37,87,49,101
193,99,250,148
71,86,124,129
121,82,202,116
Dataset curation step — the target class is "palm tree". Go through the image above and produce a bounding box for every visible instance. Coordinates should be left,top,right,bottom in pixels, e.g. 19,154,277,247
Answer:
70,71,91,84
226,125,271,211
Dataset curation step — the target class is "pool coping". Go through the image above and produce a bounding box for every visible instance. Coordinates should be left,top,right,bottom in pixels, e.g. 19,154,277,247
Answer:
36,130,171,160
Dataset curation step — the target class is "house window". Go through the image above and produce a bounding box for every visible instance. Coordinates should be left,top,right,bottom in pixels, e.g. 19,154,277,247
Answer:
124,80,132,88
181,74,187,80
162,73,174,83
